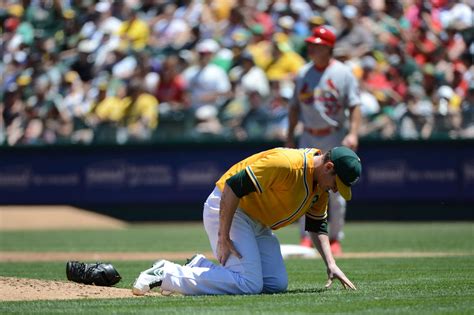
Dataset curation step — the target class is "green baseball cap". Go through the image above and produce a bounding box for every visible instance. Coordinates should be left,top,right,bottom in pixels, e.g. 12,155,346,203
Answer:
330,146,362,201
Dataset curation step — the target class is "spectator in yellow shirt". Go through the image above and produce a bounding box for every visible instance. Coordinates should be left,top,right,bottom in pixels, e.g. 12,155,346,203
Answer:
122,79,159,141
93,79,158,142
246,24,272,70
118,6,149,51
265,38,305,82
94,83,128,123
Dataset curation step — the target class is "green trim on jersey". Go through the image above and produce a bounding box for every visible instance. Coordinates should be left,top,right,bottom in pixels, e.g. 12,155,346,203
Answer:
226,169,257,198
245,166,263,193
305,216,328,234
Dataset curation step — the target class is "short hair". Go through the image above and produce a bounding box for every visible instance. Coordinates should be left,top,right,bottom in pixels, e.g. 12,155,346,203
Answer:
322,150,336,175
322,150,331,163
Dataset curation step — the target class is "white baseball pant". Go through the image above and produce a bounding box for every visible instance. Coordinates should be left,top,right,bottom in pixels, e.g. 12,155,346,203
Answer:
160,187,288,295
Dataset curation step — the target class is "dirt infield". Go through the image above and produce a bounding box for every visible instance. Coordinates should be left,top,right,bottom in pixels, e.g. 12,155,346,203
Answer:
0,276,163,301
0,206,126,230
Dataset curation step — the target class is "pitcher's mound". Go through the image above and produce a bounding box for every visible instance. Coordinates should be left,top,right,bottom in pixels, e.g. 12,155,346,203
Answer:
0,206,126,230
0,277,161,301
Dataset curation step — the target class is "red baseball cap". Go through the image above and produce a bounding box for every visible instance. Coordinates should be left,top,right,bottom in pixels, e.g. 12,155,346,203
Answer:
305,26,336,47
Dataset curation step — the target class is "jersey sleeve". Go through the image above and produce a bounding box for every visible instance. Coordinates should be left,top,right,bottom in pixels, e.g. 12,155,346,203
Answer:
305,191,329,221
305,215,328,234
305,191,329,234
244,152,292,194
226,169,257,198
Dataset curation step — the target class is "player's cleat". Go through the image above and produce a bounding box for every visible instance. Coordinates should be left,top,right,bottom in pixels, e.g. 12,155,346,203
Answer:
132,260,166,296
184,254,205,267
300,236,313,248
151,259,164,267
330,240,342,256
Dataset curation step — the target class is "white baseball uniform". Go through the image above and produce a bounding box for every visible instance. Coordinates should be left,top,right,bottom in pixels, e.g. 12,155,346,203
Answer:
291,59,360,241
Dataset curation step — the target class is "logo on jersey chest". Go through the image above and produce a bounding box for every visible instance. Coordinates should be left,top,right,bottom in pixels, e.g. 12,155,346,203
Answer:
298,83,315,104
310,195,319,208
298,79,343,116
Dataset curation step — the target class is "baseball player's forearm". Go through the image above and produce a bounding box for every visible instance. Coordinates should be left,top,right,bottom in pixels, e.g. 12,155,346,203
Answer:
286,105,299,143
343,106,362,150
309,232,335,268
218,184,240,241
348,106,361,137
217,184,242,265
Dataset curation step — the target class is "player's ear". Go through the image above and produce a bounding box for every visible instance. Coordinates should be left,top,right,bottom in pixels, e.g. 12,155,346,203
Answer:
324,161,335,173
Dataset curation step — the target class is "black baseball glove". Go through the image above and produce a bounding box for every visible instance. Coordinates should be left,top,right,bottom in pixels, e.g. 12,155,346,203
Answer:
66,261,121,286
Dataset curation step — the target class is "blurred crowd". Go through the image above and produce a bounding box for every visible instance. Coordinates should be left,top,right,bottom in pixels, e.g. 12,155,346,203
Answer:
1,0,473,146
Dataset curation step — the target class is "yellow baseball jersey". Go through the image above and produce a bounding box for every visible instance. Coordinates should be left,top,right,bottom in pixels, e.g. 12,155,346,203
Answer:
216,148,328,230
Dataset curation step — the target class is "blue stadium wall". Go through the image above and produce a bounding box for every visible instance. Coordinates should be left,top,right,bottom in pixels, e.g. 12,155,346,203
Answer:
0,139,473,221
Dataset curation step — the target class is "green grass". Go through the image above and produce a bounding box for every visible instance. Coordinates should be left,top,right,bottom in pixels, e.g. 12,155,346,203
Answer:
1,222,473,314
1,222,472,253
0,257,473,314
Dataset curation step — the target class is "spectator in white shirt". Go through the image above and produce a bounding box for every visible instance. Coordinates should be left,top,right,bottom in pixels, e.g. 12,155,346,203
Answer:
182,39,231,109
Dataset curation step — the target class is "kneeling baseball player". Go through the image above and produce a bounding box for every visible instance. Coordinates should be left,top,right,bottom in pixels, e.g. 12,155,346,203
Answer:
133,146,360,295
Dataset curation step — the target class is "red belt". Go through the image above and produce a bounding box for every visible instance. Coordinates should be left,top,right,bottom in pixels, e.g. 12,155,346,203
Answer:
303,126,334,136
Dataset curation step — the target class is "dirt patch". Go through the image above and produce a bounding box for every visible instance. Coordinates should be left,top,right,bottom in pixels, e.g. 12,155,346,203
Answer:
0,276,162,301
0,206,126,230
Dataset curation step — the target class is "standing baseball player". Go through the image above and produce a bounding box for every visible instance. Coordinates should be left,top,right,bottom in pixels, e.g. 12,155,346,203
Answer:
286,26,361,255
132,146,361,295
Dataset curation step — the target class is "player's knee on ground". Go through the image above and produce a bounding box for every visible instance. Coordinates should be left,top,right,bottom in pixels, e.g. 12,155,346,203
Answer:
262,274,288,293
241,276,264,294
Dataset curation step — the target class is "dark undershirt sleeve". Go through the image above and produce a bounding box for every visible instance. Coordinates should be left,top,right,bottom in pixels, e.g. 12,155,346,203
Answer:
225,169,257,198
305,216,328,234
